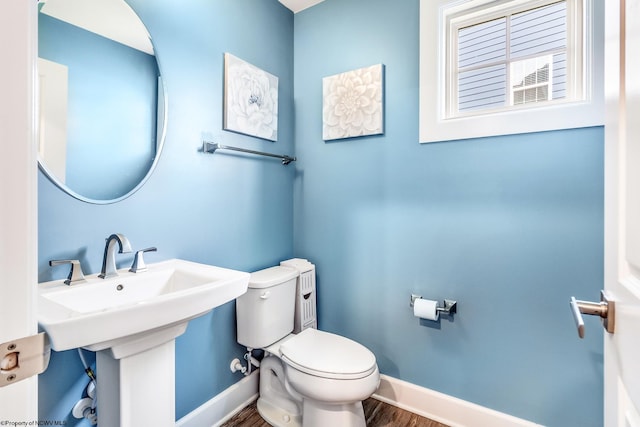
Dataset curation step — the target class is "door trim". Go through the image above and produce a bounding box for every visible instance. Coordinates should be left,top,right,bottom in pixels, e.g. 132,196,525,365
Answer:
0,0,39,419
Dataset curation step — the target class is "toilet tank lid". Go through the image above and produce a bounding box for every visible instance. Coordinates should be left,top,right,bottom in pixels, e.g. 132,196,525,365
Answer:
249,266,299,289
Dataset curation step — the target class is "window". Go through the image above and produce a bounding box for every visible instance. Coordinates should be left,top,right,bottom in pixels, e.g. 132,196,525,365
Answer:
454,2,567,115
510,55,554,106
419,0,603,143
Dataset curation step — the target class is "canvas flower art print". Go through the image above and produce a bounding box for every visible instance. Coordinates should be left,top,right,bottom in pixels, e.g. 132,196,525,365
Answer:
224,53,279,141
322,64,384,141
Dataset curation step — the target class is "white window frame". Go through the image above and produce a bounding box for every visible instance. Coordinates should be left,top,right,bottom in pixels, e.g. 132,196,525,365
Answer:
419,0,603,143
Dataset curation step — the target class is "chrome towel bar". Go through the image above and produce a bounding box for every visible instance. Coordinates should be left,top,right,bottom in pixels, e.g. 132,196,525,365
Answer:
202,141,296,165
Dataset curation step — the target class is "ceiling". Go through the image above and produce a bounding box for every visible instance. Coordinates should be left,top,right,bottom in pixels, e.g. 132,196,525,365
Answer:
278,0,325,13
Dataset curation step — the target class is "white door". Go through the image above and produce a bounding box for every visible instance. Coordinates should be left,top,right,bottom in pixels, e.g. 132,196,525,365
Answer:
604,0,640,425
0,0,39,420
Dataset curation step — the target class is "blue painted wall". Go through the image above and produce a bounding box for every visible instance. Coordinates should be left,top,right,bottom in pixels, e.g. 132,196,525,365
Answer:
292,1,603,427
38,13,158,200
37,0,604,426
37,0,294,424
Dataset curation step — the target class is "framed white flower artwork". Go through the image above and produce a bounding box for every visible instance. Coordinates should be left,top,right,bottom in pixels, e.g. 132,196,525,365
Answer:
322,64,384,141
223,53,279,141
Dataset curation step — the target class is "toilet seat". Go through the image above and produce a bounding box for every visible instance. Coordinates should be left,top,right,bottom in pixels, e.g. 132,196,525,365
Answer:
279,328,377,380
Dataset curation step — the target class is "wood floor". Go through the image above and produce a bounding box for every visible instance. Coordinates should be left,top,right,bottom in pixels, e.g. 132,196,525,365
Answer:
221,397,449,427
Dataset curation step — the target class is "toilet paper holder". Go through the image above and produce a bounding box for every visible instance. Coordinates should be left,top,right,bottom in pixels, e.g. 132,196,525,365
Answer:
410,294,457,315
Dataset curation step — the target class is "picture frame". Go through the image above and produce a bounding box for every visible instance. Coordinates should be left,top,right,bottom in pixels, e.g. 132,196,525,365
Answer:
322,64,384,141
223,53,279,141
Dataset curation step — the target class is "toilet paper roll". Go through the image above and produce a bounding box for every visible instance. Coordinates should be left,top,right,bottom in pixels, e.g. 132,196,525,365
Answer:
413,298,439,321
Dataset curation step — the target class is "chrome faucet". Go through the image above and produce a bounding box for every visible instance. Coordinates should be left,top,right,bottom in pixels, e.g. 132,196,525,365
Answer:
99,233,132,279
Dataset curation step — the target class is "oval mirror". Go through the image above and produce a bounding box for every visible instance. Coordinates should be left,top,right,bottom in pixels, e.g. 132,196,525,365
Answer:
37,0,166,203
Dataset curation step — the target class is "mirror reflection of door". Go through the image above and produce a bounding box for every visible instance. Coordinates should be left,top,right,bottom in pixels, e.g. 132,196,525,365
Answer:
38,58,68,183
37,0,163,202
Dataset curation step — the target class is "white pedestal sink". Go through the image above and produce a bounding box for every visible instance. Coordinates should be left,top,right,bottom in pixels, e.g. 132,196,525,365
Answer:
38,259,250,427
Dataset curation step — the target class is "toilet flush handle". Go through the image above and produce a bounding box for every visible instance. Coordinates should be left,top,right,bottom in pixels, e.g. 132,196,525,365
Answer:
260,291,271,300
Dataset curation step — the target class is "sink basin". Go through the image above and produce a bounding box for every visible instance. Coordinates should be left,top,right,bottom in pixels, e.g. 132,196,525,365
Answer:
38,258,250,354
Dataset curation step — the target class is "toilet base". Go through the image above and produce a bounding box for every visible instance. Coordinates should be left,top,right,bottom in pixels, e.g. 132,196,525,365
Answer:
256,355,369,427
257,396,367,427
301,400,366,427
257,397,302,427
257,356,303,427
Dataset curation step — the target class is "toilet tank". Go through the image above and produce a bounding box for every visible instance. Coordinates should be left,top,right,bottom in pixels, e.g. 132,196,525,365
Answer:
236,266,299,348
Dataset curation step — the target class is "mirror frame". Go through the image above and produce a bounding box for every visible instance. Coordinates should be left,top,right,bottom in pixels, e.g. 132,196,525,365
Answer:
37,3,168,205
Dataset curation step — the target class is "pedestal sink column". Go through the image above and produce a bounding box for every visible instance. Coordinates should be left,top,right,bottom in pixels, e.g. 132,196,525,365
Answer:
96,340,176,427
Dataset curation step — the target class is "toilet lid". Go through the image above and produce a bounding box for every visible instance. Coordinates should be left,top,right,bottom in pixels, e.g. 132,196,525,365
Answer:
279,328,377,380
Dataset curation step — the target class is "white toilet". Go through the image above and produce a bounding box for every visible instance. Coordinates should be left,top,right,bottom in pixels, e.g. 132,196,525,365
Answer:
236,261,380,427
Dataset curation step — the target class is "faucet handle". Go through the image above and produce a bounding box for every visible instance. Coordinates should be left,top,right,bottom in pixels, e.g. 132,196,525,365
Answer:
49,259,87,286
129,247,157,273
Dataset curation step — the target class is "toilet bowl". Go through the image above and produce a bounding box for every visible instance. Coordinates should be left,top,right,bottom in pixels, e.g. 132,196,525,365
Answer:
279,328,379,403
236,262,380,427
258,328,379,427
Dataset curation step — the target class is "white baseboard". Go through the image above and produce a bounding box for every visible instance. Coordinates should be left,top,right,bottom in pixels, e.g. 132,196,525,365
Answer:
176,371,541,427
372,374,543,427
176,370,259,427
